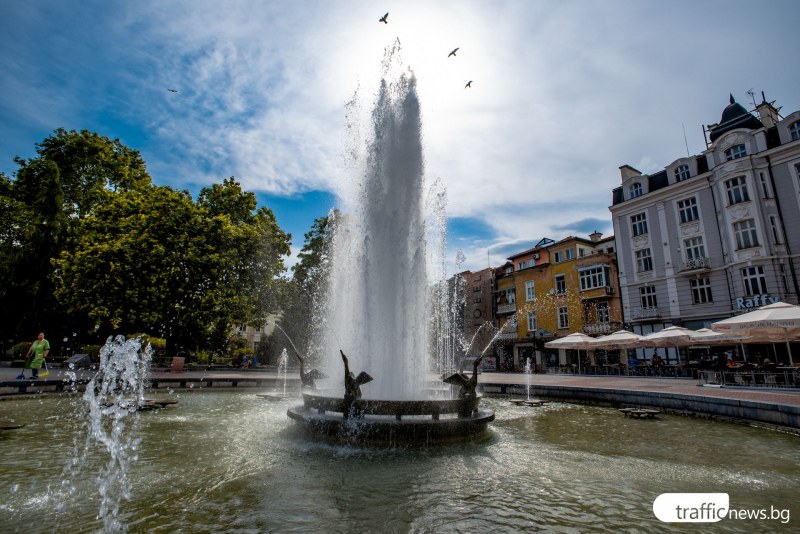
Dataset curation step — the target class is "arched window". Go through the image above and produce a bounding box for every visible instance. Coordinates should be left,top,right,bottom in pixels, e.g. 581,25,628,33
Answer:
724,144,747,161
674,164,690,182
629,182,643,198
790,120,800,141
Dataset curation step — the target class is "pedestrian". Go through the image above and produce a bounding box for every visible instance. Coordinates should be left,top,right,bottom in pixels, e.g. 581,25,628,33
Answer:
18,332,50,380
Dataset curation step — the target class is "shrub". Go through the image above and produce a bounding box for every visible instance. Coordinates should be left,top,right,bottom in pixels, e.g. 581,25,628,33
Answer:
10,342,31,360
82,345,102,358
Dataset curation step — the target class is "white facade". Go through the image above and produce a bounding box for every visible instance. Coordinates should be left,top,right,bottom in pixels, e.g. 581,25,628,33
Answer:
610,95,800,362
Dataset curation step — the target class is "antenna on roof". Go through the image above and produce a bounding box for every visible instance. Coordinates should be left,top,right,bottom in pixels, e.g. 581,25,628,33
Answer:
682,123,690,157
746,89,757,110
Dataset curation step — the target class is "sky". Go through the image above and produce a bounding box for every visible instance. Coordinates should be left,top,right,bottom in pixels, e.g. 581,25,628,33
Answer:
2,0,799,275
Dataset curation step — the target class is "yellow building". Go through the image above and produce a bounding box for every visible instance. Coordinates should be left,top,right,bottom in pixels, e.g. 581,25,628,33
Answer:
493,233,621,371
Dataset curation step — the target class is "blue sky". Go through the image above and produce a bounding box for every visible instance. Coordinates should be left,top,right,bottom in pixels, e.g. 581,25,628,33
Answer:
2,0,799,274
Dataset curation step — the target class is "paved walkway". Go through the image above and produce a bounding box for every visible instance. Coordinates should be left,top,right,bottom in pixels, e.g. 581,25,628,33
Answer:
2,366,798,407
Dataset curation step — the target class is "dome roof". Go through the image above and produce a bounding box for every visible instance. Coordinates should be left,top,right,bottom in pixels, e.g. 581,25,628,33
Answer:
709,94,763,143
720,95,750,124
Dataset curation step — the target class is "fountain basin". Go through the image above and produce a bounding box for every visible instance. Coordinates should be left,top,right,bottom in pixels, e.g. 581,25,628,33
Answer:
287,392,494,446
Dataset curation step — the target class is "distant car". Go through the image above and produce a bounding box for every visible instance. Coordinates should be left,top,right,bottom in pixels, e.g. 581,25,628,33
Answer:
64,353,97,369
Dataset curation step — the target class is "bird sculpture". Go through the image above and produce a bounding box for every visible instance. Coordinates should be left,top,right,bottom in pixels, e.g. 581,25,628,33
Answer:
442,353,484,417
341,350,373,419
448,47,459,57
465,81,473,88
379,12,389,24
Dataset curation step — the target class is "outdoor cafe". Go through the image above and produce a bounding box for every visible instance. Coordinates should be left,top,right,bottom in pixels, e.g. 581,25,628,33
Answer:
542,302,800,388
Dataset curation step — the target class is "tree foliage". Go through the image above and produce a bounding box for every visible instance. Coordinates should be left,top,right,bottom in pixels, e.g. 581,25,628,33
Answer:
1,130,291,356
277,211,336,361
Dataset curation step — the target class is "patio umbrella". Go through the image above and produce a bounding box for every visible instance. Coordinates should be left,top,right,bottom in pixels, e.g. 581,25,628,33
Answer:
691,328,750,345
545,332,596,372
640,326,701,364
586,330,643,350
712,302,800,365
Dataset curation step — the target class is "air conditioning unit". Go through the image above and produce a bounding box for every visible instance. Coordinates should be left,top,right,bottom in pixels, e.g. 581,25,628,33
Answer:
533,253,540,259
605,286,615,294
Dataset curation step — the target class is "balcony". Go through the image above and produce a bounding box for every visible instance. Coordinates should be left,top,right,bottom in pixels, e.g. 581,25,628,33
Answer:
632,307,660,319
497,304,516,314
497,332,518,340
679,257,711,272
583,322,622,335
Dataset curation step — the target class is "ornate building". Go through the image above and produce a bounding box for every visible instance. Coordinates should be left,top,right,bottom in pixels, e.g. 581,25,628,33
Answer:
610,93,800,363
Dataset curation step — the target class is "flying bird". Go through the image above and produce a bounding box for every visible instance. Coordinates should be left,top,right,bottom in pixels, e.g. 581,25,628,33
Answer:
465,81,473,88
448,47,459,57
167,89,178,93
379,12,389,24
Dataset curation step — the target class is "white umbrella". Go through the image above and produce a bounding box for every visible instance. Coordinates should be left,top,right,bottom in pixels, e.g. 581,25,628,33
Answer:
712,302,800,365
587,330,643,350
691,328,750,345
640,326,702,364
545,333,596,372
544,332,596,349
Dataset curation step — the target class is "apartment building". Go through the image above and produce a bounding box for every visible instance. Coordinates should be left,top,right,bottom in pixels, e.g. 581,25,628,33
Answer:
492,234,621,370
610,93,800,362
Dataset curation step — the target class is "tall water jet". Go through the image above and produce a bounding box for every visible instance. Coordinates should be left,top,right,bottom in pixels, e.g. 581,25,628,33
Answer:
324,44,430,400
287,44,494,444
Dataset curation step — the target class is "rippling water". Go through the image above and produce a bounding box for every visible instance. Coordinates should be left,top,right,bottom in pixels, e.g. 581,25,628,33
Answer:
1,392,798,532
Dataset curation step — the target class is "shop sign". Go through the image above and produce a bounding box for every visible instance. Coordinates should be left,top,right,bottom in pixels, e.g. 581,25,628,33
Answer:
735,294,779,309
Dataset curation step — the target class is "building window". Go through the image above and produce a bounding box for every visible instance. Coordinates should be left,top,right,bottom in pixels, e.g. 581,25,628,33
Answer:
790,121,800,141
640,286,658,309
733,219,759,249
525,280,535,301
769,215,784,244
674,164,690,182
630,212,648,237
253,341,260,351
518,262,525,270
596,302,610,324
629,182,643,198
724,144,747,161
565,248,575,260
579,266,609,290
527,311,537,332
506,289,516,304
555,274,566,294
684,236,706,261
725,176,750,205
505,265,514,274
759,172,771,198
553,251,563,263
690,278,713,304
237,325,247,334
780,264,790,292
557,307,569,329
677,197,699,224
635,248,653,273
741,266,767,296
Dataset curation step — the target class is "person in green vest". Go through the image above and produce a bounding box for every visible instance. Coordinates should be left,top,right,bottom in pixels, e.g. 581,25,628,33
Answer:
17,332,50,380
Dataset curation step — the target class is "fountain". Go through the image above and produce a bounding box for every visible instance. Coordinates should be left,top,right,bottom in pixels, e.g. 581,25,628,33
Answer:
258,349,294,400
287,44,494,445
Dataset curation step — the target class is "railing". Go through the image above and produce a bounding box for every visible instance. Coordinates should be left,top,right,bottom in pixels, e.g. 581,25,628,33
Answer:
497,332,517,340
679,257,711,272
697,370,799,388
496,304,516,314
583,322,622,335
632,306,660,319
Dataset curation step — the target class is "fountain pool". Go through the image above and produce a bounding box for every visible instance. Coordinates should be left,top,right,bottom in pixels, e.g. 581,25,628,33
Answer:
1,391,797,531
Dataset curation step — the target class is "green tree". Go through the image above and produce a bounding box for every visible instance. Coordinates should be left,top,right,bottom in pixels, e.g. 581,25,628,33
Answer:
52,179,291,355
277,211,336,362
0,129,152,344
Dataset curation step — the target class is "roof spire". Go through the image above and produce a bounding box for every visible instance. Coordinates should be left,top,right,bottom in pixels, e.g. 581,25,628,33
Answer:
729,93,735,104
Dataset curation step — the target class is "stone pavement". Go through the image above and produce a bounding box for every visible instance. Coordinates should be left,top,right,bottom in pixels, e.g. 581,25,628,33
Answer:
2,366,798,430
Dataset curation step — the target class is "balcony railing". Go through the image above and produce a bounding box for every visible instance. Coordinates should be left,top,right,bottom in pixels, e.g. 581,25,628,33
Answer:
679,257,711,272
497,332,518,340
497,304,516,314
583,322,622,335
633,307,660,319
